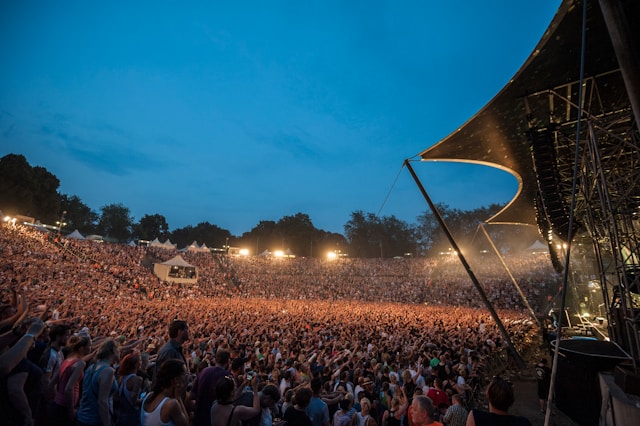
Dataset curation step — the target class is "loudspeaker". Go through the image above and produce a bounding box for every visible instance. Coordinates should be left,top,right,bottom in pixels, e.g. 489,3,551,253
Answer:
529,129,581,242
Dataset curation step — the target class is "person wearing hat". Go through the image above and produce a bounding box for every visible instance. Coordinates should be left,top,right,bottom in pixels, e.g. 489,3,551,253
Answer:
361,376,379,422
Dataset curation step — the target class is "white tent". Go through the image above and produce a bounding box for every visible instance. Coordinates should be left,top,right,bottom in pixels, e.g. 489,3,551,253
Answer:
526,240,549,253
163,239,177,249
66,229,85,240
153,255,198,283
149,238,166,248
186,241,201,251
150,238,176,250
185,241,211,253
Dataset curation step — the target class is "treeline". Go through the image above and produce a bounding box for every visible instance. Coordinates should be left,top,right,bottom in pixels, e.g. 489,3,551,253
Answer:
0,153,539,257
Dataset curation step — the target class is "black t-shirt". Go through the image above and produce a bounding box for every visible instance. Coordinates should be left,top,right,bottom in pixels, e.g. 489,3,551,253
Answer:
283,406,313,426
471,409,532,426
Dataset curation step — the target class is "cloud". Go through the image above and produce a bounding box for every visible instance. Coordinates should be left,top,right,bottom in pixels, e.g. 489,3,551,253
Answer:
34,110,165,176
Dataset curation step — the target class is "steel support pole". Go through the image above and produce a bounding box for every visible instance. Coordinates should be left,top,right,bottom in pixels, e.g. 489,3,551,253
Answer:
479,223,542,328
599,0,640,127
404,159,526,369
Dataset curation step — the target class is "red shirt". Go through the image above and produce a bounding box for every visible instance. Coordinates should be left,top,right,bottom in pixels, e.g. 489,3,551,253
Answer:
427,388,450,408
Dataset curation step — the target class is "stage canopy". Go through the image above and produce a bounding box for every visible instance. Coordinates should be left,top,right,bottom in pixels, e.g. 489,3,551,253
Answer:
417,0,639,226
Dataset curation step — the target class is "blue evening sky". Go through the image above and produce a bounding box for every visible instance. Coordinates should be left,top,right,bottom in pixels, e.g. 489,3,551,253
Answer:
0,1,561,236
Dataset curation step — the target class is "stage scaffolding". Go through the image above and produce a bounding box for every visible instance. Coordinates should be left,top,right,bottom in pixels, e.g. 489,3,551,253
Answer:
524,69,640,369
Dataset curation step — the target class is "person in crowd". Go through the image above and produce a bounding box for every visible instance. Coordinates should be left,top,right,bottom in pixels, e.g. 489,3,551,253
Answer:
1,317,45,426
442,394,467,426
281,388,295,416
210,374,260,426
234,382,282,426
141,359,189,426
39,324,71,401
49,334,92,425
426,378,449,411
409,395,442,426
279,369,293,399
333,398,353,426
380,387,408,426
154,320,189,381
379,382,392,414
115,351,143,426
535,358,551,413
77,338,120,426
306,377,330,426
283,386,313,426
353,397,376,426
454,368,471,400
0,318,45,377
465,377,531,426
191,348,232,426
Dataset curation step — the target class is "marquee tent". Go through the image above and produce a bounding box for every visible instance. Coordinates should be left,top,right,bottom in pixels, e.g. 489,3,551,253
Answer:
185,241,209,252
153,255,197,284
66,229,85,240
150,238,177,250
525,240,548,254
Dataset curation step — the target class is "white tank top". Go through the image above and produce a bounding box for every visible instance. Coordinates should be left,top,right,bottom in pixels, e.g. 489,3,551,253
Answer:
141,395,175,426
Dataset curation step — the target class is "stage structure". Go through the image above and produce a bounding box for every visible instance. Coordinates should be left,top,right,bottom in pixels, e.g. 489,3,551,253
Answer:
408,4,640,420
410,2,640,420
412,0,639,371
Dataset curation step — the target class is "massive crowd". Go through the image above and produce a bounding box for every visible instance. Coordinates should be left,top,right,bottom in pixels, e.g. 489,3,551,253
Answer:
1,223,551,425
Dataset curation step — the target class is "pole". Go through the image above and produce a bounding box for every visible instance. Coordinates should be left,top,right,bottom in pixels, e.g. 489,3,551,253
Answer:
546,2,588,424
404,159,526,368
479,223,542,328
598,0,640,127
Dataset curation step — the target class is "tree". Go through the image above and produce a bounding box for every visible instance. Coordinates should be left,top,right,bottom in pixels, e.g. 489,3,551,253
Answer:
170,222,230,249
415,203,505,255
0,154,36,216
238,220,278,255
0,154,62,223
96,203,133,242
276,213,316,257
344,211,379,258
135,214,169,241
60,194,98,235
31,166,61,223
237,214,346,257
344,211,418,258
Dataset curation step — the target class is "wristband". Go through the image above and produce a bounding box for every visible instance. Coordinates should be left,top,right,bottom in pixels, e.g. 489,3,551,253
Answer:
24,333,36,339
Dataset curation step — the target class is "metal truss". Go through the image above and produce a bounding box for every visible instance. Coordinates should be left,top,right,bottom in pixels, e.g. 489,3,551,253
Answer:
526,69,640,370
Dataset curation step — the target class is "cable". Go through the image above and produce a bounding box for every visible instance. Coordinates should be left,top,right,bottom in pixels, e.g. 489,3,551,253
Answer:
376,161,409,218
